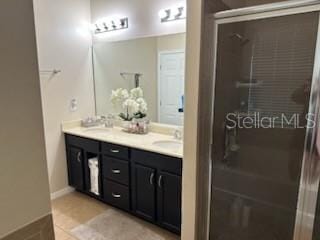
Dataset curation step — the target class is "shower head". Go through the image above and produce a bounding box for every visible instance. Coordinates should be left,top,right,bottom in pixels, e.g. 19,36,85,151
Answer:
229,33,250,46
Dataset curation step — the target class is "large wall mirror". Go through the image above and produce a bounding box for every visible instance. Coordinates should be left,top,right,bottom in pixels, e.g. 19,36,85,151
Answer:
93,33,186,126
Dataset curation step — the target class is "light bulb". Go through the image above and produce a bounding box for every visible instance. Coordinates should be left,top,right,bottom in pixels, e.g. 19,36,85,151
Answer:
111,20,117,29
158,9,168,19
181,7,187,18
172,7,180,18
119,18,127,28
95,24,101,32
103,22,108,30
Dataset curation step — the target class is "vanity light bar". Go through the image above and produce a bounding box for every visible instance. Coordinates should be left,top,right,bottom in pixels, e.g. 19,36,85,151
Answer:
94,17,129,34
159,6,186,23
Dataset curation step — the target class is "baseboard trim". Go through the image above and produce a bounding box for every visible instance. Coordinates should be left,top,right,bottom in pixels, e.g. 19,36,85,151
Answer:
50,186,74,200
0,214,54,240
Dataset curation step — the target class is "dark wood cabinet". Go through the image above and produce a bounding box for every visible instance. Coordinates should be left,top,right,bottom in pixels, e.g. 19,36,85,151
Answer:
103,156,129,185
131,149,182,234
65,135,100,197
102,142,129,160
65,133,182,234
132,164,156,221
157,171,182,232
103,179,130,211
131,164,182,233
67,146,84,191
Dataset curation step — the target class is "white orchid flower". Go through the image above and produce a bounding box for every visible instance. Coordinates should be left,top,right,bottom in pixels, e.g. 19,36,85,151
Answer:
123,98,140,114
130,87,143,99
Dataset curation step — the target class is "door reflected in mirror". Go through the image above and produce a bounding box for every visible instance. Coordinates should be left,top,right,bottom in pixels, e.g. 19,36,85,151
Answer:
93,33,186,127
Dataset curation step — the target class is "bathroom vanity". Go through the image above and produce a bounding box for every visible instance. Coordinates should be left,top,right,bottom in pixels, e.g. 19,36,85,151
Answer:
63,124,182,234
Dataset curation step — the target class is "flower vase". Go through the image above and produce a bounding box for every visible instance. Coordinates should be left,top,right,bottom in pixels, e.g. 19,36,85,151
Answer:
121,120,131,132
121,118,149,134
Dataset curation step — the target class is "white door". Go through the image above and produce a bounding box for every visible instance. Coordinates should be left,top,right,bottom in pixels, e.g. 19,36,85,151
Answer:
159,51,185,125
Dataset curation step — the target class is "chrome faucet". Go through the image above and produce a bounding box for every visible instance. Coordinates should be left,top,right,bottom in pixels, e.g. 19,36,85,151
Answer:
174,128,183,140
104,114,114,128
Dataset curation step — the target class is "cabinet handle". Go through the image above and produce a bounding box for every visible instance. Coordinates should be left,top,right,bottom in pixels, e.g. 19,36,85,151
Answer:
112,193,121,198
158,175,163,188
112,169,121,174
149,173,155,185
77,152,81,163
110,149,120,153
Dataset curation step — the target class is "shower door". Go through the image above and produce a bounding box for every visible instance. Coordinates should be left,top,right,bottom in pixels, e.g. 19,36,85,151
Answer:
210,4,320,240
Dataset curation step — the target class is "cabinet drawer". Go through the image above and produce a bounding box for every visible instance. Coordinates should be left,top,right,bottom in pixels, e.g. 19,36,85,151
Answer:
131,149,182,175
103,156,129,185
103,180,129,211
102,142,129,160
66,134,99,153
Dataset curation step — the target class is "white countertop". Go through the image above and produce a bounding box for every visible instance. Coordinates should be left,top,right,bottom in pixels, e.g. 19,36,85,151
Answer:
62,125,183,159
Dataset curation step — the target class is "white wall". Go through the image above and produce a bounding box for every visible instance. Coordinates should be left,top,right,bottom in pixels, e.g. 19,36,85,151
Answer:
0,0,52,237
33,0,95,194
91,0,186,42
157,33,186,52
182,0,202,239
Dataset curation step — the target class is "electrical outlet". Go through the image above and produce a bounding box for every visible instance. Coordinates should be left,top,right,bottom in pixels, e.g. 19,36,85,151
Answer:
70,99,78,112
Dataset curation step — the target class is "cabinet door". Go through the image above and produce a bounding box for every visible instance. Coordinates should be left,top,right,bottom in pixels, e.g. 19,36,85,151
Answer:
157,171,182,233
132,164,156,222
68,147,84,191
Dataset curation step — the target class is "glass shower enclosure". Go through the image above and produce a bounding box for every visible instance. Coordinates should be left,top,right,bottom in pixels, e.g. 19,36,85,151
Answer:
209,2,320,240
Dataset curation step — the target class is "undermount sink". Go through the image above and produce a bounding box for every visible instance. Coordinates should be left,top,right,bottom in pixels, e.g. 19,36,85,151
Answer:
152,140,183,150
83,127,110,135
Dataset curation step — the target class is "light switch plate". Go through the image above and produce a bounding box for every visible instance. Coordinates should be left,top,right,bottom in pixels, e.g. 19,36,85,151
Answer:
70,99,78,112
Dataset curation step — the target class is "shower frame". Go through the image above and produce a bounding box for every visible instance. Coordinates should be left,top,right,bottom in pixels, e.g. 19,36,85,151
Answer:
195,1,320,240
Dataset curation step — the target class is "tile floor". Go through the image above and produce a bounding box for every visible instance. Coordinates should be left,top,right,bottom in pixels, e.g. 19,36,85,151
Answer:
52,192,180,240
